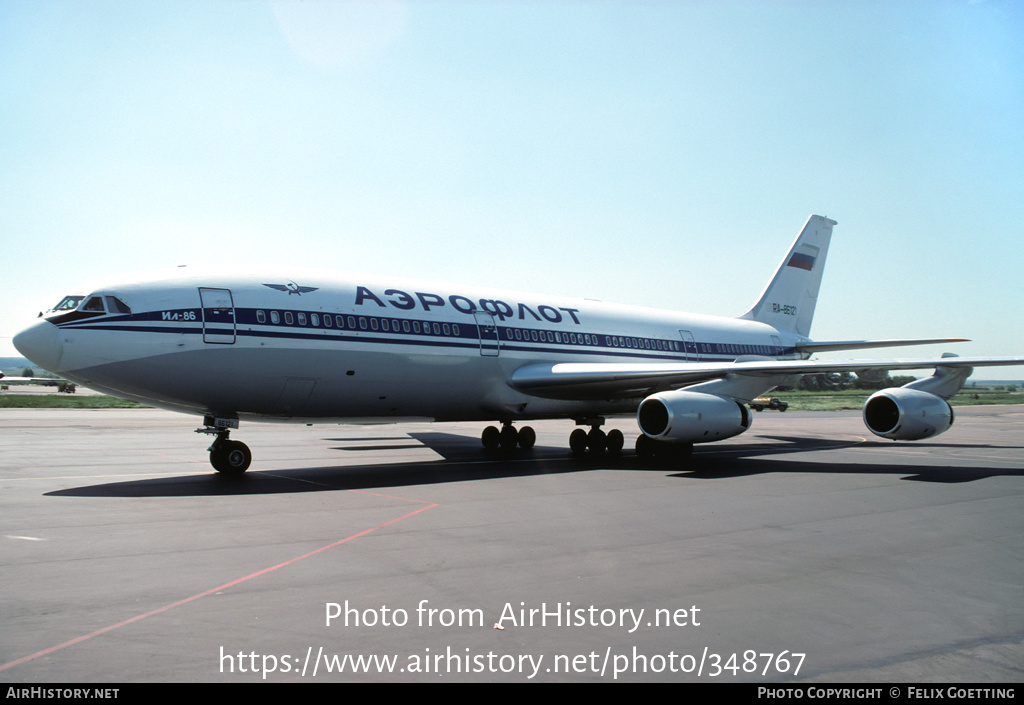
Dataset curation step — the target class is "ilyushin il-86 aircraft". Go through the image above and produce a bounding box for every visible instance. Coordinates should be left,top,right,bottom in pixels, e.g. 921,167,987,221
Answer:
14,215,1024,476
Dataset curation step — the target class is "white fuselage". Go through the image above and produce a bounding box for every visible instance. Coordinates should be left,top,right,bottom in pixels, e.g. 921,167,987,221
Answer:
17,268,798,424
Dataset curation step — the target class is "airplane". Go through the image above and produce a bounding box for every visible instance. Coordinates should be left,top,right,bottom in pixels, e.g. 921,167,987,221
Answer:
13,215,1024,476
0,371,76,392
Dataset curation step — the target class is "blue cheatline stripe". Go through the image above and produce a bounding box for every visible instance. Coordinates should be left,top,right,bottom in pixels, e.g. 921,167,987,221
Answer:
55,322,700,362
54,308,794,362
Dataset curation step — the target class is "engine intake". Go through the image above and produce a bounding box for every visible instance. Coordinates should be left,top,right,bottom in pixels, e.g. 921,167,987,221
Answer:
638,390,751,443
863,387,953,441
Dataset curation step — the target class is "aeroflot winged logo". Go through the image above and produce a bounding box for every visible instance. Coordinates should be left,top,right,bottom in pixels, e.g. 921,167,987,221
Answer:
263,282,319,296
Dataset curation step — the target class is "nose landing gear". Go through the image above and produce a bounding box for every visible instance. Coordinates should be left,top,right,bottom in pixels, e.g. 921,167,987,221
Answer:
197,417,251,476
210,436,251,476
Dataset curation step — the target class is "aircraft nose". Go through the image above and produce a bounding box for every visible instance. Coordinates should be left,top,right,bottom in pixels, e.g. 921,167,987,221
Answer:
13,320,64,373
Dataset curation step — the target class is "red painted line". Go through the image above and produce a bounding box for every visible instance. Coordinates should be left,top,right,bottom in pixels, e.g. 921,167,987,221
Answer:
0,501,437,673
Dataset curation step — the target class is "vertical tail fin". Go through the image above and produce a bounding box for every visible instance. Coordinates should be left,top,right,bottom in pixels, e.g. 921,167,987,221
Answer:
740,214,836,337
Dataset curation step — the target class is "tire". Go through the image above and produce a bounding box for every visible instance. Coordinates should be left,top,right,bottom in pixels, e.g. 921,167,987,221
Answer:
635,434,654,458
606,429,624,455
517,426,536,450
569,429,588,456
481,425,500,450
211,440,251,476
499,425,519,450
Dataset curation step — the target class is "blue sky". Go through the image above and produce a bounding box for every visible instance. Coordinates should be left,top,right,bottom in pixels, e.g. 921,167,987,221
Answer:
2,1,1022,377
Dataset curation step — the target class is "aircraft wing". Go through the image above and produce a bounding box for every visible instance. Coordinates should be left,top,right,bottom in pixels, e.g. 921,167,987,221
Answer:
0,374,65,383
508,356,1024,401
794,338,969,353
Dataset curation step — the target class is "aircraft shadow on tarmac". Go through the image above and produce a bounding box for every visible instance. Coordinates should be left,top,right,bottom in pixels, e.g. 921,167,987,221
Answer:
44,431,1024,499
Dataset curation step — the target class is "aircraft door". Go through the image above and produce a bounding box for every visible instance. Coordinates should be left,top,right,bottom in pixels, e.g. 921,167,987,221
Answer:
474,312,500,357
679,330,697,361
199,288,236,344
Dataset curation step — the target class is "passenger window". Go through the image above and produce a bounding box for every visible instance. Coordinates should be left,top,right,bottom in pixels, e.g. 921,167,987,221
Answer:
257,310,266,323
271,311,280,324
285,312,294,325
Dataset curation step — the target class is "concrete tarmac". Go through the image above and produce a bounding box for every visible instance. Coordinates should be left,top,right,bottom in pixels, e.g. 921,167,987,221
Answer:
1,406,1022,682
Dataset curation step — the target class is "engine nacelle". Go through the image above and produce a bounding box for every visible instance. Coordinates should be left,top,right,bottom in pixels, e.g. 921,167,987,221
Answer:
863,387,954,441
637,390,752,443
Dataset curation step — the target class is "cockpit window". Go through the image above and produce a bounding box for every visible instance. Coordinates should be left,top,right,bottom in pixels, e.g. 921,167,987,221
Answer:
105,296,131,314
44,292,130,323
53,295,84,311
81,297,105,312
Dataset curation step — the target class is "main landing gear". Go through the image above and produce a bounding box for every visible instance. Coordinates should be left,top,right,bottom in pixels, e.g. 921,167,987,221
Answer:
197,418,251,476
481,423,536,451
568,426,624,456
634,435,694,463
480,420,625,457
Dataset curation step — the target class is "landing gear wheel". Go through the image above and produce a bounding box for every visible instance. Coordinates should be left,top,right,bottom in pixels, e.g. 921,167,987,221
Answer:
211,440,251,476
606,429,624,455
517,426,536,450
499,425,519,450
569,428,588,456
635,434,655,459
587,428,606,453
481,425,501,450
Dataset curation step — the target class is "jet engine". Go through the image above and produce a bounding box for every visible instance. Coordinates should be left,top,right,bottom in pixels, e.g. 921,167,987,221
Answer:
637,390,751,443
863,387,954,441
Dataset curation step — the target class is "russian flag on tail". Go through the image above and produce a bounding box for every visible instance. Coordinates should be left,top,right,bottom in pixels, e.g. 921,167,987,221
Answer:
787,252,816,271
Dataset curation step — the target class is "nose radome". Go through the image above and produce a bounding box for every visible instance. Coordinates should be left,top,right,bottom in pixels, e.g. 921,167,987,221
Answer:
13,320,64,373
